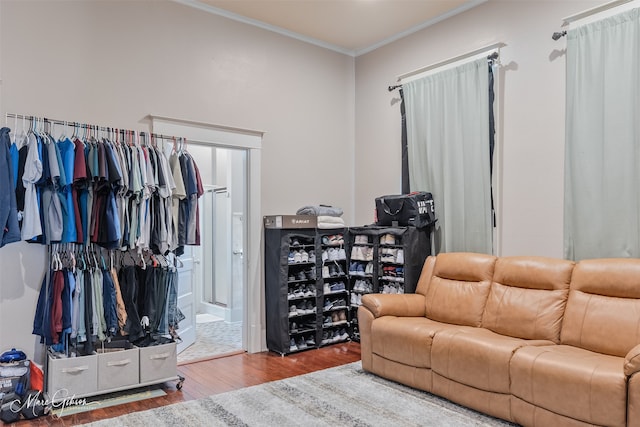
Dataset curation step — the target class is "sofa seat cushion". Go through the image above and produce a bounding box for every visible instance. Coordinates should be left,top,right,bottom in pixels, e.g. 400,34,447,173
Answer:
371,316,471,368
510,345,627,427
431,328,553,394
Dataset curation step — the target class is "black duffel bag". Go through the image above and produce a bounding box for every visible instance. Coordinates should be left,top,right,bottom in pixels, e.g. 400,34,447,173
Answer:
375,192,436,228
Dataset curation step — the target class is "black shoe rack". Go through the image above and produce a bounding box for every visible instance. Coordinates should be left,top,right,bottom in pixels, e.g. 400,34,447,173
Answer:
264,225,431,354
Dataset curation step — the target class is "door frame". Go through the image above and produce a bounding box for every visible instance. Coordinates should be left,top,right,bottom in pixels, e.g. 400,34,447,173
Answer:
150,115,263,353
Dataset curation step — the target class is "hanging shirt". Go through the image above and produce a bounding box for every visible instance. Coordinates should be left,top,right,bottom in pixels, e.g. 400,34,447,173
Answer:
58,137,77,243
71,269,83,339
169,152,186,251
21,132,43,240
0,127,21,247
72,138,87,243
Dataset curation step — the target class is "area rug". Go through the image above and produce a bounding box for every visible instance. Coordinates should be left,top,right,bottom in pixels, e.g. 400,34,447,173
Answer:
177,321,243,364
81,361,517,426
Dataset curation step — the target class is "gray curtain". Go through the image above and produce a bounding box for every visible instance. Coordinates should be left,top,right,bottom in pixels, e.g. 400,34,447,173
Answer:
564,8,640,261
404,58,492,254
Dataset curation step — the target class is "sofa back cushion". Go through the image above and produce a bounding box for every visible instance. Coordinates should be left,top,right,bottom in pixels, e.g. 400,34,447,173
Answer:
482,256,574,343
415,256,435,296
561,258,640,357
425,252,496,327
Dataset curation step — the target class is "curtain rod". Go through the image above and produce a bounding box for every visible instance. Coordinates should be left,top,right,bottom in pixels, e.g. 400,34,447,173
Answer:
561,0,635,26
389,50,500,91
5,112,185,142
394,42,506,84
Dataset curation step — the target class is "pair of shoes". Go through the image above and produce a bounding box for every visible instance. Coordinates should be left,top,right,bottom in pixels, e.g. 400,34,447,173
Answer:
382,266,397,277
396,249,404,264
329,282,345,292
323,297,346,311
289,250,309,264
298,300,316,315
338,328,349,341
354,235,368,244
321,330,341,344
297,336,308,350
352,280,372,293
331,310,347,323
365,262,373,275
324,329,348,344
379,234,396,245
321,331,332,345
290,237,314,247
322,234,344,246
329,263,345,277
289,304,298,317
305,335,316,346
350,246,373,261
383,284,403,294
350,293,362,305
349,262,366,276
292,269,314,281
324,248,346,261
289,285,316,299
380,247,398,263
290,338,298,352
334,298,347,308
324,248,336,261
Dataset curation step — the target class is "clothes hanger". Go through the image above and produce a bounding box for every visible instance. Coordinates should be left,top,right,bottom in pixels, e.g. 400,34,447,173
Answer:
76,245,86,271
98,248,107,270
57,121,66,141
16,116,26,147
51,244,62,271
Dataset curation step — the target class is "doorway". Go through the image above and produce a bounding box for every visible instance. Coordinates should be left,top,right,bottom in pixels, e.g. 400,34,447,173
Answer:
177,145,247,363
150,115,263,356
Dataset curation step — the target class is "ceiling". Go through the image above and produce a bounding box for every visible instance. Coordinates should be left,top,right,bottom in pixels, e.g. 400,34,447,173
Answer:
178,0,486,56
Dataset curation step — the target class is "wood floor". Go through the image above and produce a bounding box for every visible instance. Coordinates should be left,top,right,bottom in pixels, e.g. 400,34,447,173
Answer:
16,342,361,426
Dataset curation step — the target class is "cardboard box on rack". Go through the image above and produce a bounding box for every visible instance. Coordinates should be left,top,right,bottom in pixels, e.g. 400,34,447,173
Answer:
264,215,317,229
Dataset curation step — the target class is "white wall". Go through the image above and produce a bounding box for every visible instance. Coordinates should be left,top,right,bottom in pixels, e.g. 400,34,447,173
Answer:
0,0,354,357
354,0,602,257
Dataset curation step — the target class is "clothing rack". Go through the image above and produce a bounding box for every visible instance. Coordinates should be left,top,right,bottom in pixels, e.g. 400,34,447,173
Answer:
4,112,186,145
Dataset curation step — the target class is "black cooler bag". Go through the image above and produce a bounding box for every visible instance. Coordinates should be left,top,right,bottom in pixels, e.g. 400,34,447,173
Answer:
375,192,436,228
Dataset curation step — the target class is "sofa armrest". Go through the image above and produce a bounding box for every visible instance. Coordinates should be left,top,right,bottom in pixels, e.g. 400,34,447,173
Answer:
625,344,640,376
361,293,426,318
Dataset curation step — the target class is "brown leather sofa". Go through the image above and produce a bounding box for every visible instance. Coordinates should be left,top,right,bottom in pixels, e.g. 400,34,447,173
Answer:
358,252,640,427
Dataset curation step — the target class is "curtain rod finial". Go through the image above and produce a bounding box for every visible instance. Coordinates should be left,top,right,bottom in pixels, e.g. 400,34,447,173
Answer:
552,30,567,41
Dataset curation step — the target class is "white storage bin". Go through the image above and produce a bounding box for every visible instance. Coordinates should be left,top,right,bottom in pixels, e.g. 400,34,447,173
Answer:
139,342,177,383
47,354,98,399
97,347,140,391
